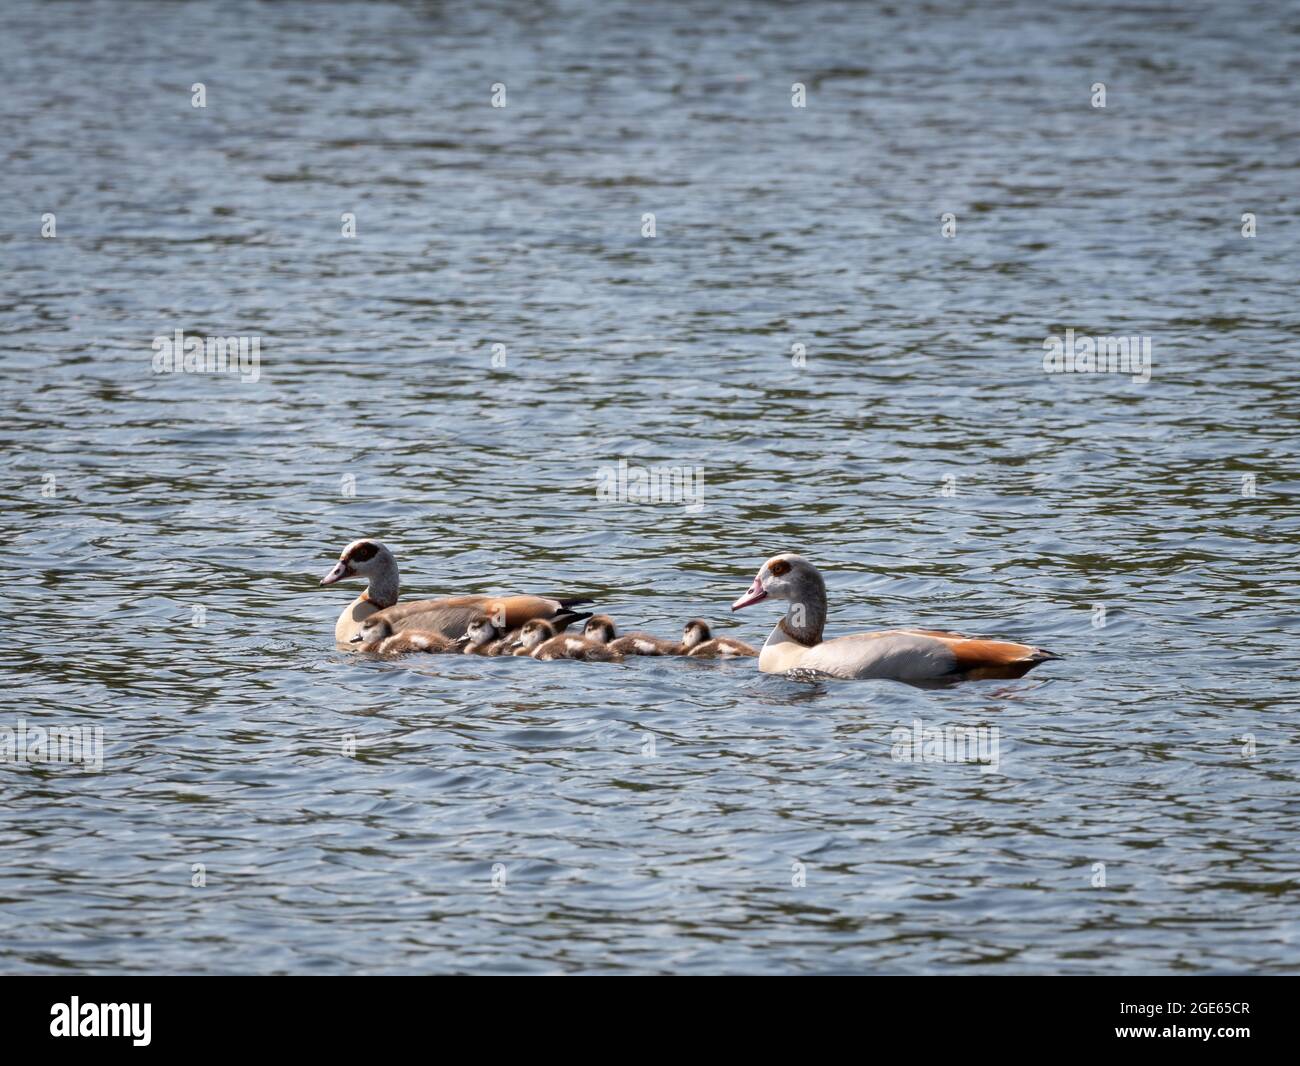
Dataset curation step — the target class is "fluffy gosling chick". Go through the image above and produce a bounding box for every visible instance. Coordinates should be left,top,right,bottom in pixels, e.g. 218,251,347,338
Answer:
682,618,758,659
515,619,623,662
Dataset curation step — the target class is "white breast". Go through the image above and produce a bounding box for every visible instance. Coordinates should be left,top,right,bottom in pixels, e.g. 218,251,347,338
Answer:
758,628,810,673
336,596,380,645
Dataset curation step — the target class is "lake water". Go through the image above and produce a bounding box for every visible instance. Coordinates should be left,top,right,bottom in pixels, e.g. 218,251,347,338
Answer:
2,0,1297,974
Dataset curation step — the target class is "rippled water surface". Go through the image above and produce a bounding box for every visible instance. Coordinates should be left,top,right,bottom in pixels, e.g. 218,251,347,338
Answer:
2,0,1298,974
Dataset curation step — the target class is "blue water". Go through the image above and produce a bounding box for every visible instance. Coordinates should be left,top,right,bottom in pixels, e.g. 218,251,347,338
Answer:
1,0,1297,973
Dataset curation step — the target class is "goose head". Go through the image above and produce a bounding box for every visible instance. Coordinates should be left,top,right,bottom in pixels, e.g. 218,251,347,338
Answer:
682,618,712,648
321,538,395,588
731,553,821,610
583,615,617,644
514,618,557,651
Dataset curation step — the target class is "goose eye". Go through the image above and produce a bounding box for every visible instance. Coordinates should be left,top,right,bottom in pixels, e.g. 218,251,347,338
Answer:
348,542,380,563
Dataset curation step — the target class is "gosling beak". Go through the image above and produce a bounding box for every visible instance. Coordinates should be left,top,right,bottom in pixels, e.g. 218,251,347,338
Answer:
731,577,768,611
348,633,364,644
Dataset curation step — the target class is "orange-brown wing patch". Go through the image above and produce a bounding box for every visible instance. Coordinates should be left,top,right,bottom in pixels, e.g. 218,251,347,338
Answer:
484,595,563,629
947,638,1050,680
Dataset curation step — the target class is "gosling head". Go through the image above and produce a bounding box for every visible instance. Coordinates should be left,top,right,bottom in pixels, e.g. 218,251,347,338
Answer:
682,618,712,648
583,615,617,644
321,538,394,586
516,618,557,650
464,618,501,648
351,616,394,644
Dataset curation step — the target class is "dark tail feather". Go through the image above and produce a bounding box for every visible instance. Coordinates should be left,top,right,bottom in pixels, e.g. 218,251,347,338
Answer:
551,610,592,633
557,596,594,609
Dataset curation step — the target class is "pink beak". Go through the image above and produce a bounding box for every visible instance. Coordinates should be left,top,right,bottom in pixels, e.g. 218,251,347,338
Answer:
320,560,350,586
731,577,768,611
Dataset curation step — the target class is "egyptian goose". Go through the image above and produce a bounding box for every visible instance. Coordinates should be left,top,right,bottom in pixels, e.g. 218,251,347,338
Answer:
731,554,1059,683
682,619,758,659
321,538,592,645
584,615,686,656
350,617,465,657
514,619,623,662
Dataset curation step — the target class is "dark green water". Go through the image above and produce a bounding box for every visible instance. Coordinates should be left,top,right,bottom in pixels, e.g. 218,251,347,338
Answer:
1,0,1297,973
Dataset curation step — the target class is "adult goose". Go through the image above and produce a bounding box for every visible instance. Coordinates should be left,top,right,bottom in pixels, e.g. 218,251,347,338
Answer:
731,554,1058,683
321,538,591,645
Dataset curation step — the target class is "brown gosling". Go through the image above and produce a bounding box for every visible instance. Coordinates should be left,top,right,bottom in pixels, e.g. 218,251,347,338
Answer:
682,618,758,659
514,619,623,662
